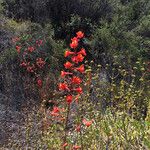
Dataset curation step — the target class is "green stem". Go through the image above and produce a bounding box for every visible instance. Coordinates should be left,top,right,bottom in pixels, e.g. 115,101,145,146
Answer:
63,104,70,150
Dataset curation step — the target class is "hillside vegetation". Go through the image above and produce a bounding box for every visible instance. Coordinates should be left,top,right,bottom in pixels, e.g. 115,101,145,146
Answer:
0,0,150,149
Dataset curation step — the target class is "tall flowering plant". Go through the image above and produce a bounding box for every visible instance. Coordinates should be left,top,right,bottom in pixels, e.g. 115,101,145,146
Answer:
12,35,54,112
12,35,50,88
51,31,93,149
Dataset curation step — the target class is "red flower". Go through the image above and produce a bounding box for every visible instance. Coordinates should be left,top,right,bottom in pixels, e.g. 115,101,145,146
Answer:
71,37,78,42
82,119,92,127
59,83,69,91
64,50,75,57
70,41,78,49
76,54,84,62
36,39,43,46
52,106,60,113
70,37,78,49
36,58,46,68
27,66,33,73
16,45,21,53
63,143,68,148
61,71,73,77
74,87,83,94
77,48,86,56
51,106,60,116
75,64,85,73
71,56,78,63
75,124,81,132
72,76,82,84
64,61,73,69
73,145,81,149
66,95,73,104
71,54,84,63
26,64,35,73
37,79,42,87
76,31,84,39
28,46,35,52
20,62,27,67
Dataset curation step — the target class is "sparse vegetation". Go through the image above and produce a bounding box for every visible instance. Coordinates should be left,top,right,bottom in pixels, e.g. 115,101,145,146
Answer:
0,0,150,149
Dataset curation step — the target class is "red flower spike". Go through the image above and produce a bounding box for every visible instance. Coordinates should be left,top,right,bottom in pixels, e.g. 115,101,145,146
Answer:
64,50,75,57
73,145,81,149
75,64,85,73
16,45,21,53
82,119,92,127
74,87,83,94
37,79,42,87
66,95,73,104
76,31,84,39
64,61,73,69
77,48,86,56
28,46,35,52
61,71,73,77
59,83,70,91
72,76,82,84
